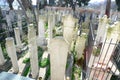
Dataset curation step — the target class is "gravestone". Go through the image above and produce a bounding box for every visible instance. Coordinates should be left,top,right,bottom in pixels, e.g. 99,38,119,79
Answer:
6,37,19,73
62,15,77,48
17,14,23,36
28,24,39,78
75,35,86,59
37,16,45,46
14,27,22,50
49,37,69,80
6,14,12,32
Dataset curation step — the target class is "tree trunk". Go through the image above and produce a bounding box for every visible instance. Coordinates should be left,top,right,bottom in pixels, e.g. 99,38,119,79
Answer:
105,0,111,18
7,0,14,10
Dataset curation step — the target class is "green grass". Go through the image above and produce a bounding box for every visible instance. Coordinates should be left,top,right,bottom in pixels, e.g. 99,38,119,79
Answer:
39,58,50,68
45,65,50,80
23,66,30,76
38,47,44,58
23,58,30,63
2,47,10,60
22,47,43,64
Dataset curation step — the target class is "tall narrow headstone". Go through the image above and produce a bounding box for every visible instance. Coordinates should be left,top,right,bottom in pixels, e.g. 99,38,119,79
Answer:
49,37,69,80
62,15,77,48
9,10,15,22
6,14,12,32
48,15,53,45
75,35,86,59
28,24,39,78
14,27,22,49
37,16,45,46
95,15,109,45
6,37,19,73
17,14,23,35
0,45,5,65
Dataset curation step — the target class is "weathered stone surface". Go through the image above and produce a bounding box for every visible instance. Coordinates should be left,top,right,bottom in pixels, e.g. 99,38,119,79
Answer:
28,24,39,78
6,37,19,73
63,15,77,45
17,14,23,35
37,16,46,46
14,27,22,49
95,15,109,45
48,37,69,80
75,35,86,59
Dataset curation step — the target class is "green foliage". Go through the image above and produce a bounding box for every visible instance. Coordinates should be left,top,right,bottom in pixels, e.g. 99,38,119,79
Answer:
110,75,118,80
45,22,48,30
23,66,30,76
12,22,17,28
22,47,43,64
72,66,82,80
22,37,28,45
66,63,69,69
45,32,48,38
45,65,50,80
115,0,120,11
92,47,101,56
0,19,6,23
45,23,48,38
2,47,9,59
64,0,90,7
77,0,90,6
38,47,44,58
22,19,28,35
74,66,81,76
107,27,113,38
23,58,30,63
39,58,50,68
